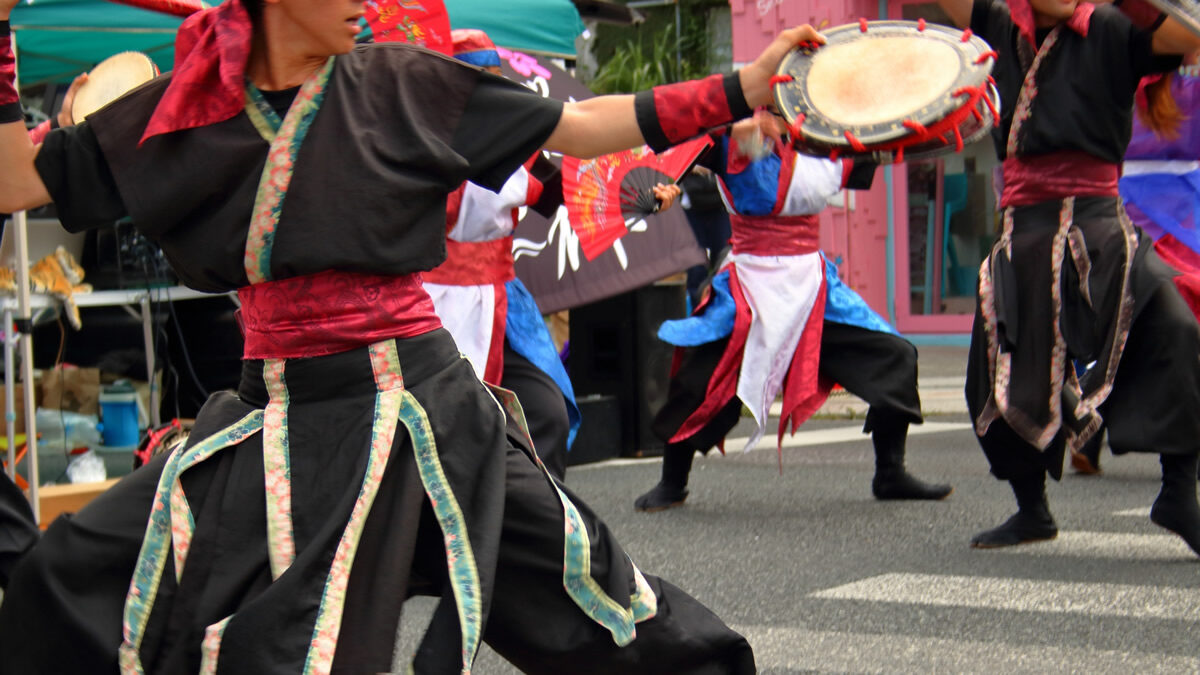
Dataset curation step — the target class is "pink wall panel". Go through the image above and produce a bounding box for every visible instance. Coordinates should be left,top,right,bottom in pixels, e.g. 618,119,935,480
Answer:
731,0,880,63
846,181,890,315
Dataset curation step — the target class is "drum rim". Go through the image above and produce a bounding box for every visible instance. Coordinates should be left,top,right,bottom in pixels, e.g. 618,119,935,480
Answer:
790,80,1000,162
773,20,994,148
72,51,160,122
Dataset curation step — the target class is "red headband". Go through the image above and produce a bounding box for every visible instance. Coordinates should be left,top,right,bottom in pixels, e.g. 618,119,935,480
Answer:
141,0,253,144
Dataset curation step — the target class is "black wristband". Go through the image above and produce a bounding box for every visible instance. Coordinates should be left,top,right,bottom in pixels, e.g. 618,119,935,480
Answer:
0,21,9,38
1150,12,1168,30
722,72,753,122
0,101,21,124
633,89,669,152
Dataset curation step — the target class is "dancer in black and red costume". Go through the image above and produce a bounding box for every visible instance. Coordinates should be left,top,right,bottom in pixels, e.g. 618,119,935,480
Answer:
0,0,823,671
936,0,1200,553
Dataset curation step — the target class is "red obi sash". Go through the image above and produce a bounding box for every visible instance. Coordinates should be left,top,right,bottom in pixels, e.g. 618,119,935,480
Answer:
1001,151,1120,208
421,237,516,286
237,270,443,359
729,214,820,256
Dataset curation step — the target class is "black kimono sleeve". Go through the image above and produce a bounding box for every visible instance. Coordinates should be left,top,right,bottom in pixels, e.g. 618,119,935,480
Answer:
32,122,128,233
450,71,564,192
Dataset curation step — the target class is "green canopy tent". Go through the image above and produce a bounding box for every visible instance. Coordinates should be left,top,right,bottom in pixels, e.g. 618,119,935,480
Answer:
9,0,585,86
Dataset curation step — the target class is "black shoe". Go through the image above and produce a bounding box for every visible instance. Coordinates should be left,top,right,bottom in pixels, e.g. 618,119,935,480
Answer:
970,510,1058,548
634,482,689,512
1150,454,1200,558
871,470,953,501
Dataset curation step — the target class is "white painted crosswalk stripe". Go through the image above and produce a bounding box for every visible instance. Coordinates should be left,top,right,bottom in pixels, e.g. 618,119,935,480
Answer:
812,573,1200,621
985,531,1196,560
725,421,970,450
1114,507,1152,518
571,422,971,469
733,626,1200,673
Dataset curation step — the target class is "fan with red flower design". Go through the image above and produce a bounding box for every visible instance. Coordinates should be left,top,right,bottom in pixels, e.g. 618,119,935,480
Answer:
364,0,452,54
563,136,714,261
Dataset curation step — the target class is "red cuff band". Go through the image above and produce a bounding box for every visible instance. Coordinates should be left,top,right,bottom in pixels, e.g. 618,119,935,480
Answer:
635,73,752,152
0,29,18,111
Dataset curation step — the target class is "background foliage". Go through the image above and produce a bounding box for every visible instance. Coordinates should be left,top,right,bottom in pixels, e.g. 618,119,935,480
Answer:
585,0,727,94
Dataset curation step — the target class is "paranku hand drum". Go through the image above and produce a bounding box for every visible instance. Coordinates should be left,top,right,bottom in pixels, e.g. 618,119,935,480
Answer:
772,19,999,163
71,51,160,123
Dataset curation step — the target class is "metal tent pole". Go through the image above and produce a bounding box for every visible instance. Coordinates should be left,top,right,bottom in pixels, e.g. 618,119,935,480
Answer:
10,30,40,523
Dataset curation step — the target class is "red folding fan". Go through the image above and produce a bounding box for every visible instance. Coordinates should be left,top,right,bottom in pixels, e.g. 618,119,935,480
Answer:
365,0,452,55
563,136,714,261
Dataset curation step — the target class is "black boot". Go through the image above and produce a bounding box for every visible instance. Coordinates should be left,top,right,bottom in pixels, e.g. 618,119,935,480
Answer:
870,421,953,500
1149,453,1200,558
634,443,694,512
0,471,39,589
970,472,1058,548
1069,428,1104,475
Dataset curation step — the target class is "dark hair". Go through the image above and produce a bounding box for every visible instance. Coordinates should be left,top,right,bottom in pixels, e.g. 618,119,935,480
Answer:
1137,73,1186,140
244,0,264,21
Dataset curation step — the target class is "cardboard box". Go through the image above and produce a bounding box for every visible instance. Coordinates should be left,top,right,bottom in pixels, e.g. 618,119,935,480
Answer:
41,365,101,415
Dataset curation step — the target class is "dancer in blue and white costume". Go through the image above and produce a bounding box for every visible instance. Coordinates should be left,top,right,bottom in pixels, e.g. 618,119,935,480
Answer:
635,113,952,511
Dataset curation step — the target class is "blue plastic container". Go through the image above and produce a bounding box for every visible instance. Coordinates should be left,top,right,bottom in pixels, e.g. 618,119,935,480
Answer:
99,381,142,448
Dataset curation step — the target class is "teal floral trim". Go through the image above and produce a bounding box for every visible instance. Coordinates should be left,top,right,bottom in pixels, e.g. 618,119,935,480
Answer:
262,359,296,580
486,382,657,644
168,476,195,583
629,565,658,623
198,615,234,675
302,343,404,675
553,484,642,646
395,343,482,674
244,83,283,142
118,411,265,675
243,56,335,284
483,383,539,466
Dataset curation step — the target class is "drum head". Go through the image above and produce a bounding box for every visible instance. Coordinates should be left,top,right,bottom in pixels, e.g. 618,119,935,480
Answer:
774,21,995,148
71,52,160,122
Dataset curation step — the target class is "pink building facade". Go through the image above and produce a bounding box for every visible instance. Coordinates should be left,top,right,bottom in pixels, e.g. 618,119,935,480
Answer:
729,0,999,339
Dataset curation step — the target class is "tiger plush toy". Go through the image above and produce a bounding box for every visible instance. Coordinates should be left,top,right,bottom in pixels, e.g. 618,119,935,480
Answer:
0,246,92,329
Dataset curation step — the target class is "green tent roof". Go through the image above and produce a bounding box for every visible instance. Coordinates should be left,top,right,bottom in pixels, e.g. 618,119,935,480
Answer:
10,0,583,85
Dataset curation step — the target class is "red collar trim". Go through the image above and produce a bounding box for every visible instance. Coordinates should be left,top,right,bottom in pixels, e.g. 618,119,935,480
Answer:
141,0,253,144
1009,0,1094,48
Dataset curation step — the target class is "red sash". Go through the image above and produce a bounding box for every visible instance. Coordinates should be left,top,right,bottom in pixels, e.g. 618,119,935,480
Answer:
729,214,821,256
1002,151,1120,208
238,270,442,359
421,236,515,286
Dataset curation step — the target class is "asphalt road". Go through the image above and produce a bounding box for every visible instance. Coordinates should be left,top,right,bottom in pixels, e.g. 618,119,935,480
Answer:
396,347,1200,673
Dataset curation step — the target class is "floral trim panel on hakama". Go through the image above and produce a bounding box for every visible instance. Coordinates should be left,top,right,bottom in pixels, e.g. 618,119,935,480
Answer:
485,381,659,641
302,341,412,675
262,358,297,580
119,411,266,675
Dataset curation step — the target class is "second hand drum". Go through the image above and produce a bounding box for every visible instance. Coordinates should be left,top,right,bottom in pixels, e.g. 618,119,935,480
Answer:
772,19,1000,163
70,51,160,123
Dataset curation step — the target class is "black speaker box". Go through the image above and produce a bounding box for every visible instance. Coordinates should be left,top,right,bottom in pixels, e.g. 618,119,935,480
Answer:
568,282,688,457
566,394,622,466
